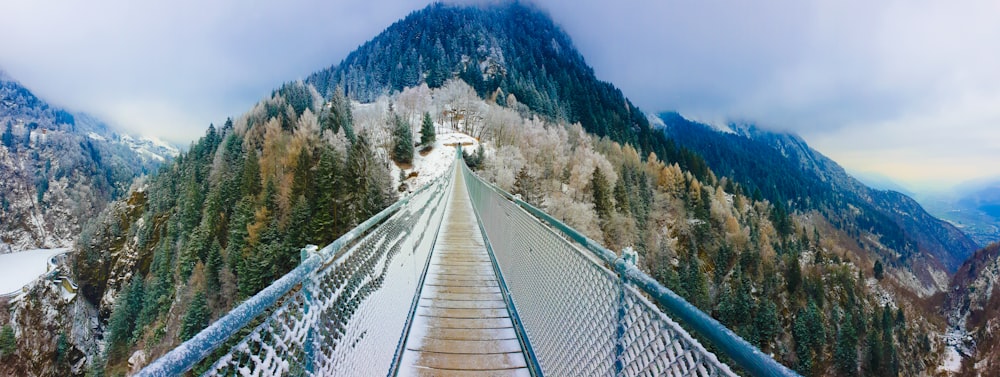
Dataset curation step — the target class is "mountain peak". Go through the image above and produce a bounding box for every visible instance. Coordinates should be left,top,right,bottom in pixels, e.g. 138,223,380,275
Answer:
306,0,653,148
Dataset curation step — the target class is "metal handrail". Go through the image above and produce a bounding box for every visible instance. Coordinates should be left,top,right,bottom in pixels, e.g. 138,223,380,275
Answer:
137,164,454,377
459,151,799,377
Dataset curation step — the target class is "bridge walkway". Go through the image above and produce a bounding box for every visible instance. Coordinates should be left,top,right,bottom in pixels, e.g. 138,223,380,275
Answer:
397,167,530,376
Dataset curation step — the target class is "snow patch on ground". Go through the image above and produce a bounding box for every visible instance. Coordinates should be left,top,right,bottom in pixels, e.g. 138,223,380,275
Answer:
397,128,477,194
939,326,971,374
0,248,69,296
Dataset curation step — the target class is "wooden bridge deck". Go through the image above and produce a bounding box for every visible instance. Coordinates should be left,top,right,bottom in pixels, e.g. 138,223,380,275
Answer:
398,168,529,377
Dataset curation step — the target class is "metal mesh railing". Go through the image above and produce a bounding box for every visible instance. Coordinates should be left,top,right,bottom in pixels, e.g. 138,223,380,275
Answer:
138,158,454,377
462,159,797,377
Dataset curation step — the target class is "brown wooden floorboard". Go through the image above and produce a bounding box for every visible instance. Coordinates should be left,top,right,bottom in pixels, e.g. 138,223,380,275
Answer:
398,166,529,376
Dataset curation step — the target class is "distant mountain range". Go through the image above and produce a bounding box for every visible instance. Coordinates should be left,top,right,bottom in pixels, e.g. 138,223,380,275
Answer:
658,112,978,292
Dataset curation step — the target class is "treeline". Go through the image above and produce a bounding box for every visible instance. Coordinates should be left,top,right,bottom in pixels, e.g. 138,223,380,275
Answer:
71,82,396,373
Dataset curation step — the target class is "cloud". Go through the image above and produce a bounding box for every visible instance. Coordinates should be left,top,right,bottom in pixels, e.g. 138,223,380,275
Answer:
2,0,998,190
0,0,429,144
537,0,1000,190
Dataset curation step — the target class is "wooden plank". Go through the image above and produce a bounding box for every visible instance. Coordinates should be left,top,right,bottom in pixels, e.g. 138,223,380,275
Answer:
408,338,524,354
418,327,519,341
421,285,501,294
397,366,530,377
424,292,504,301
417,317,514,330
417,306,509,319
401,351,528,370
419,299,507,309
424,279,499,287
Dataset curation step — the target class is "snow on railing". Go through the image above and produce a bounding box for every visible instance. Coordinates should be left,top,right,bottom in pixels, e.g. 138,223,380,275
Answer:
460,149,799,377
137,157,455,377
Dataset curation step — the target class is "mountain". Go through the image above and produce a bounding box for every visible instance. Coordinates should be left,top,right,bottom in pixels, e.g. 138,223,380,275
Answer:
658,113,978,295
0,70,176,252
945,242,1000,374
305,2,712,176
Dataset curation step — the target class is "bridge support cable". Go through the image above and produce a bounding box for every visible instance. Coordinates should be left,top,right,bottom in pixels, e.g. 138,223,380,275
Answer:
460,153,798,377
137,158,455,377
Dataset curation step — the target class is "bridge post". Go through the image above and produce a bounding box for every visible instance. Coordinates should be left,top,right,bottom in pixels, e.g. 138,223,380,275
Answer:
301,245,319,375
614,272,627,376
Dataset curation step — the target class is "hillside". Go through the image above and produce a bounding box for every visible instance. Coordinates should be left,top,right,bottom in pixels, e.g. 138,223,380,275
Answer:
659,113,978,295
944,242,1000,375
0,70,175,252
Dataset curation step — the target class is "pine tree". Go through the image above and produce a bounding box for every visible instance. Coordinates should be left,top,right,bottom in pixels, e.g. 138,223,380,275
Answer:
874,260,884,280
420,112,436,146
311,146,343,243
392,115,414,164
755,300,780,350
105,277,145,361
323,86,355,142
294,146,315,196
180,291,210,341
241,151,262,198
793,309,813,374
835,310,859,376
512,168,538,204
0,325,15,358
614,180,631,215
1,122,13,150
591,167,614,222
206,240,223,296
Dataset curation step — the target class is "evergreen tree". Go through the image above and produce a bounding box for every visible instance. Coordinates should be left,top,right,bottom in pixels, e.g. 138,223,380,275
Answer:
1,122,13,150
835,310,859,376
205,240,223,296
55,332,68,364
755,300,780,350
310,146,343,243
793,309,813,374
346,134,394,224
105,277,145,361
591,167,614,222
392,115,414,164
420,112,436,146
282,196,311,271
614,179,631,215
512,167,538,204
291,147,313,202
874,260,884,280
180,291,210,341
0,325,15,358
323,86,355,142
241,151,262,198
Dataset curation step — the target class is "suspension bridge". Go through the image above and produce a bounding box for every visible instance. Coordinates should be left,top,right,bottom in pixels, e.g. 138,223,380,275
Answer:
137,149,798,377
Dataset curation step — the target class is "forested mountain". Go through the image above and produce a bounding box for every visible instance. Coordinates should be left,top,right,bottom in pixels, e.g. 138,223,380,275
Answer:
305,2,708,176
0,2,971,376
0,70,175,252
659,113,978,295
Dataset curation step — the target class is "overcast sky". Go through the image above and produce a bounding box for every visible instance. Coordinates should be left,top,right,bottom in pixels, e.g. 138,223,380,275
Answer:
1,0,998,192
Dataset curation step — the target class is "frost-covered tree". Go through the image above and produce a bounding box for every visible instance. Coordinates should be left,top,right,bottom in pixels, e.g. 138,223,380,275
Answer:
420,112,436,147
